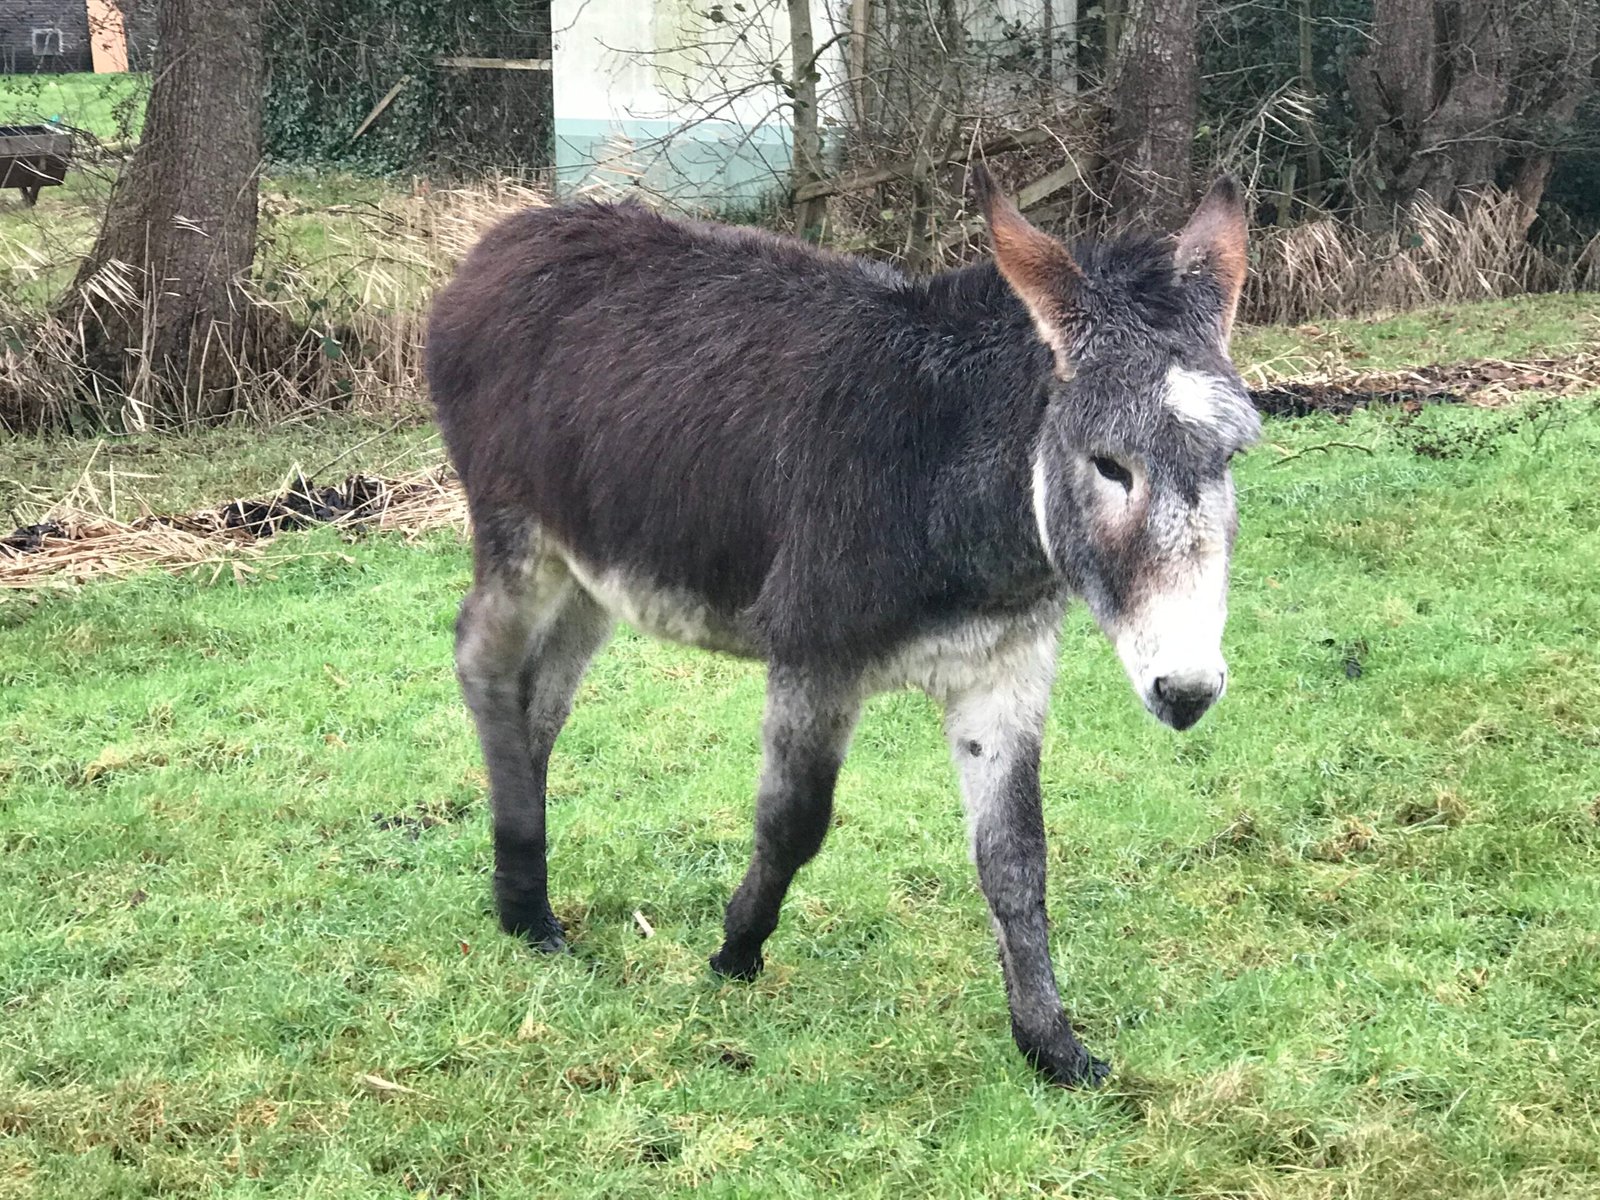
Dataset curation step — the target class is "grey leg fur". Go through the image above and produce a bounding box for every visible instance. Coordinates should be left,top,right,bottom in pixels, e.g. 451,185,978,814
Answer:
711,669,862,980
943,636,1109,1088
456,550,612,951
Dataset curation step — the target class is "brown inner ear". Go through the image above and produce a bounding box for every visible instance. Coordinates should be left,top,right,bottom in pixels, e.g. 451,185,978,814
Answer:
1175,177,1248,340
971,164,1081,375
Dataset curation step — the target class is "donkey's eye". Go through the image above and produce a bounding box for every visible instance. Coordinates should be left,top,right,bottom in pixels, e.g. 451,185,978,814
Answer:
1091,456,1134,490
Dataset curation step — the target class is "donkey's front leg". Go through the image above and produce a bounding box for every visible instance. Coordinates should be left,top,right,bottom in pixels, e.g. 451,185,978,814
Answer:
711,668,861,981
945,659,1110,1088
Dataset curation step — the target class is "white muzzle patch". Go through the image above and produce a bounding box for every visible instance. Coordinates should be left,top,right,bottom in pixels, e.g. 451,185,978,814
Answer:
1106,542,1230,731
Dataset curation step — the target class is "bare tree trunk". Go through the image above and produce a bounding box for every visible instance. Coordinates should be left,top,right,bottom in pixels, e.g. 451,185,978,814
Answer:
1103,0,1198,229
1062,0,1079,92
1104,0,1124,72
1351,0,1520,226
849,0,871,127
790,0,827,239
64,0,265,423
1042,0,1055,87
902,0,963,271
1300,0,1322,205
1039,0,1079,93
1504,0,1597,232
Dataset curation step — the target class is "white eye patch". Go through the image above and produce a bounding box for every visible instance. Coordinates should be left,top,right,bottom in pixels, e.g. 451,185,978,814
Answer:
1164,365,1230,429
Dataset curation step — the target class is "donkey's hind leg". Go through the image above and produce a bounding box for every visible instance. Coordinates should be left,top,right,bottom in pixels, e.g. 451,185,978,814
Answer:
456,540,612,952
711,668,861,980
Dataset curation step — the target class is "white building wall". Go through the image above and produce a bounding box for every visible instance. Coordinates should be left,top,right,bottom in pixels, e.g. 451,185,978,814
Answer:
551,0,849,209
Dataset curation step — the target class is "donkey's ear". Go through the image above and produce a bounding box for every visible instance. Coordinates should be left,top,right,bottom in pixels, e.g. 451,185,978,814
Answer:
1175,175,1248,340
971,162,1082,375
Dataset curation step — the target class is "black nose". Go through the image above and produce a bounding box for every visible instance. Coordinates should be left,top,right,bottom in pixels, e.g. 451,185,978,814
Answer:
1153,673,1222,731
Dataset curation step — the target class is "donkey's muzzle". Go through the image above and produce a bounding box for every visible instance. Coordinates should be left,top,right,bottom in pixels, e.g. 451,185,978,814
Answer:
1151,670,1224,731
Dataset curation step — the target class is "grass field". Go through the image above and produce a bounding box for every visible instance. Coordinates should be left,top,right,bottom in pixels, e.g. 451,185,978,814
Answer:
3,312,1600,1195
0,73,146,143
4,293,1595,527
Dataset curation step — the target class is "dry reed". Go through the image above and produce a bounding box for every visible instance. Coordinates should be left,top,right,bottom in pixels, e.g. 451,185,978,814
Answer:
1245,190,1570,326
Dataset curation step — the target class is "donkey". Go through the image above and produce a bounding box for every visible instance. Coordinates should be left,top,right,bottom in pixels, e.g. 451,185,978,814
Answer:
426,166,1258,1087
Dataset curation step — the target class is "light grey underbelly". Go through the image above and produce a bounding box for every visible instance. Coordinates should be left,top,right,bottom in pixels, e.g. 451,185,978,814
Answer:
560,557,760,657
559,549,1064,699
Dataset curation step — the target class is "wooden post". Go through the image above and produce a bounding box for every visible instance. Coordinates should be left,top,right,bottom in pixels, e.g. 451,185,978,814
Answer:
86,0,129,73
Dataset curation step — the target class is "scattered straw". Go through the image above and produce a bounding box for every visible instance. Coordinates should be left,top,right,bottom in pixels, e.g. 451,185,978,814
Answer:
0,511,265,589
1247,351,1600,417
2,467,467,590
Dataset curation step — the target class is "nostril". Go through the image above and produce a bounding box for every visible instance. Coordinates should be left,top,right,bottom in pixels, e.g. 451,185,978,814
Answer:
1154,673,1222,704
1150,671,1224,731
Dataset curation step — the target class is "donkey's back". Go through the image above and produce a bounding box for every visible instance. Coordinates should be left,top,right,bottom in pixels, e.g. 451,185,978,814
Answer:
429,200,912,501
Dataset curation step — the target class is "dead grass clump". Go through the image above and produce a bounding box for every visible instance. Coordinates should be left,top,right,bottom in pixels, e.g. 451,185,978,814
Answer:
1395,789,1470,829
1308,817,1379,863
1247,188,1568,326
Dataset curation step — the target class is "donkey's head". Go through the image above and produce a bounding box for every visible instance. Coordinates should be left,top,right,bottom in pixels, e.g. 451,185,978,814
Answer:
974,166,1260,731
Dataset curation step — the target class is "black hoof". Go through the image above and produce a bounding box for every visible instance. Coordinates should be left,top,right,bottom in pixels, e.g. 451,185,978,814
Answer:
528,929,568,955
500,906,567,954
1016,1016,1111,1089
709,946,764,981
1027,1043,1111,1089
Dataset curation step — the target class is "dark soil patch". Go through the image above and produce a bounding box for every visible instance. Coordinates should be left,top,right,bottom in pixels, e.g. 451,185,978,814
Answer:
160,472,425,540
1,520,69,554
1249,381,1455,418
1248,353,1599,417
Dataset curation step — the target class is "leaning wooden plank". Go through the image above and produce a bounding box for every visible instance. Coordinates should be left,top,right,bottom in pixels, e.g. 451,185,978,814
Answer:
1017,161,1083,211
349,75,413,143
434,57,553,71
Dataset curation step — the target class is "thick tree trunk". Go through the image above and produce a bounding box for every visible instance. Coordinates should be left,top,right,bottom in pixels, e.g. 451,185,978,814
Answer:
1504,0,1598,233
64,0,265,423
789,0,827,239
1351,0,1513,226
1103,0,1198,230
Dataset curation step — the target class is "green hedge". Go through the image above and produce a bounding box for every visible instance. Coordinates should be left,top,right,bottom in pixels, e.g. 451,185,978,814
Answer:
263,0,551,172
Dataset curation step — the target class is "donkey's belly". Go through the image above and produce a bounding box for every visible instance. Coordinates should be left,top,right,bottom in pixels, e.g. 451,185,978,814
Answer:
862,597,1066,701
561,555,760,657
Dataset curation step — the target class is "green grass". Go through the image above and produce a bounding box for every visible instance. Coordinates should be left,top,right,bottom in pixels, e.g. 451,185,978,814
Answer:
1,74,412,312
1234,292,1600,377
3,389,1600,1197
4,292,1599,522
0,72,147,142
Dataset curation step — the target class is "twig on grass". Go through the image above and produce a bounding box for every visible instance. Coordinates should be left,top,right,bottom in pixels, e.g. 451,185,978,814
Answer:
1268,440,1378,465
